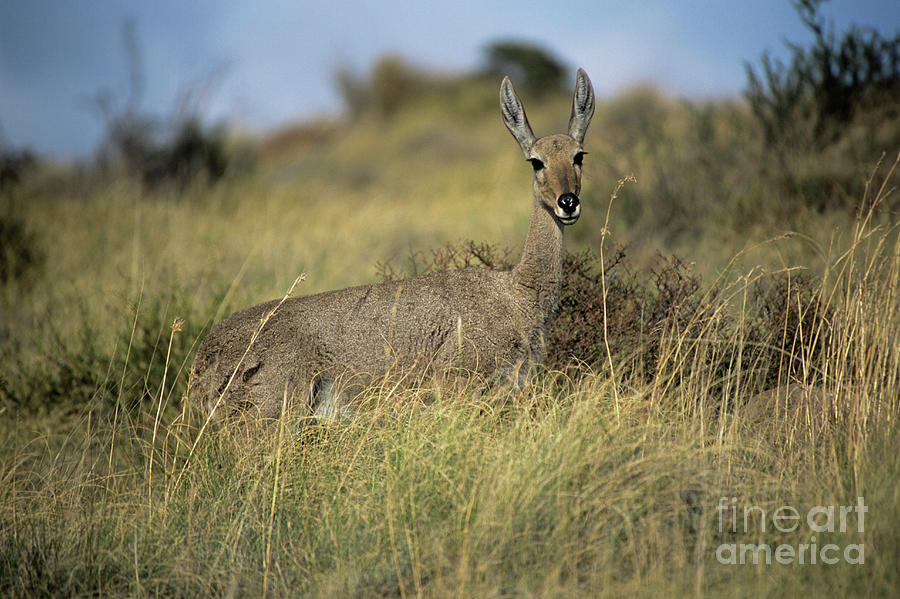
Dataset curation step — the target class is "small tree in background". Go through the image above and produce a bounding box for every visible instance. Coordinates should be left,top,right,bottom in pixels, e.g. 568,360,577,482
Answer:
0,147,35,196
745,0,900,146
87,19,242,191
334,65,370,119
483,40,566,98
0,142,41,285
335,56,430,120
334,41,565,121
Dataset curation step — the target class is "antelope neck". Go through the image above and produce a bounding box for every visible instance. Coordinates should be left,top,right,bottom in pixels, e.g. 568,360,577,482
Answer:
512,198,564,324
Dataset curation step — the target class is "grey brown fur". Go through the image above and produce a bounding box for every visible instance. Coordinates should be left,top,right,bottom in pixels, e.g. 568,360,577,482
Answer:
190,69,596,422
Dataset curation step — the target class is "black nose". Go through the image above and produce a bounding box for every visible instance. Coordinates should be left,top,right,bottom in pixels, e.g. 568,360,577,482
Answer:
557,193,580,215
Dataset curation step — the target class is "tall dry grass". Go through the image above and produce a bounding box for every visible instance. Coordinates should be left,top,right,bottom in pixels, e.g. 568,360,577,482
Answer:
1,148,897,596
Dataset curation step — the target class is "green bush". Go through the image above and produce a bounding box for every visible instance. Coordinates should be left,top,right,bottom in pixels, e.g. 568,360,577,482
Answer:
371,56,423,118
0,213,42,285
140,118,231,190
0,148,36,192
335,56,437,119
483,40,566,97
0,149,42,285
745,0,900,146
85,19,251,193
99,114,243,192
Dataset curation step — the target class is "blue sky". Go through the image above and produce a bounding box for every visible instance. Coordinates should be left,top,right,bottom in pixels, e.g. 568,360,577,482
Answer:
1,0,897,159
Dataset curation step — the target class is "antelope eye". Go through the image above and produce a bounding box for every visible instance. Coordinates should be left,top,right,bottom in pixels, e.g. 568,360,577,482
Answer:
573,151,587,166
528,158,545,172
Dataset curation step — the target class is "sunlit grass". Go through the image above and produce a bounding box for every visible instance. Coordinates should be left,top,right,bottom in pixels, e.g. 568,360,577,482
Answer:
1,84,898,596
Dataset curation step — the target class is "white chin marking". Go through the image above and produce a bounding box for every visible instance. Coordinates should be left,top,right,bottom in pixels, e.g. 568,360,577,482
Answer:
556,207,581,224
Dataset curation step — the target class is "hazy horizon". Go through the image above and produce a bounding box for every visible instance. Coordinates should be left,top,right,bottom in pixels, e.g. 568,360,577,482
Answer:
1,0,897,159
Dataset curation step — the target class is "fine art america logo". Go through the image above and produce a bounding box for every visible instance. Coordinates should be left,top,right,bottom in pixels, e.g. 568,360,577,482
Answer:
715,496,867,565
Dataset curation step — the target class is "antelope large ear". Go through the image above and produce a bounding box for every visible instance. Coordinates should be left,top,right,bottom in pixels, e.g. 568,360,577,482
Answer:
568,68,595,145
500,76,537,157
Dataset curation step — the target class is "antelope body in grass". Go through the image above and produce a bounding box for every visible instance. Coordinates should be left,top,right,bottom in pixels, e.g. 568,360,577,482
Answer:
190,69,596,422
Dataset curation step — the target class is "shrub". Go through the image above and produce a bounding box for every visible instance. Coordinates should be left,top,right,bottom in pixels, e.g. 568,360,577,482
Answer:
483,40,566,97
0,149,42,285
546,249,709,377
0,214,42,285
371,56,423,118
88,20,249,192
745,271,830,389
741,1,900,215
140,118,230,190
744,0,900,146
334,65,371,119
375,240,515,281
95,112,241,192
335,56,430,119
0,148,36,193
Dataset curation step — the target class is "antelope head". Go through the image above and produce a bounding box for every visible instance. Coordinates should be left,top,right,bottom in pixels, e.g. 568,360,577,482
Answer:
500,68,595,225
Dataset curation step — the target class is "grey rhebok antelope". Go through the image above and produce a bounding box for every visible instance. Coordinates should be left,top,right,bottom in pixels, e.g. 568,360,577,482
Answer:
190,69,596,422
